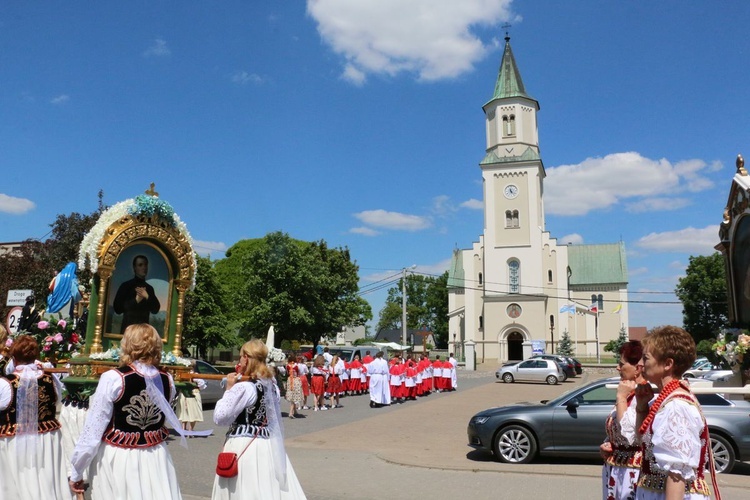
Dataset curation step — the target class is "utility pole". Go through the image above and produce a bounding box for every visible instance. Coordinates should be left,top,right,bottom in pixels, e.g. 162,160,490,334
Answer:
402,267,407,347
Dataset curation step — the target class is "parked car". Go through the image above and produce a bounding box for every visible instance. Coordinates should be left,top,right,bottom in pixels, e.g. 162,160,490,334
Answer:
326,346,386,363
570,357,583,375
468,376,750,473
683,358,720,378
192,359,225,406
530,354,576,378
495,359,566,385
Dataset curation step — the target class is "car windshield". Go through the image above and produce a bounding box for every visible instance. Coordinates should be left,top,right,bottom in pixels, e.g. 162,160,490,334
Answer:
195,361,221,374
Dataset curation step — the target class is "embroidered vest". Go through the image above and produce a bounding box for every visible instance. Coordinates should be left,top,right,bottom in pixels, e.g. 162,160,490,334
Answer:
637,392,711,496
604,394,642,468
102,365,171,448
227,380,270,439
0,373,61,437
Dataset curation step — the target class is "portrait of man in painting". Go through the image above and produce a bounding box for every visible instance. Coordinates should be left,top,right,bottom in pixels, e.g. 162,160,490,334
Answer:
733,216,750,326
107,244,170,338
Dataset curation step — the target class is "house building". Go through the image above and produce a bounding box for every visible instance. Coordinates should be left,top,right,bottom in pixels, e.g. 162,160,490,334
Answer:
448,36,628,364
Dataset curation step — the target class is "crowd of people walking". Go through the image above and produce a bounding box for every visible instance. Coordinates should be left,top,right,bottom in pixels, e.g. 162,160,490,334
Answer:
283,348,459,416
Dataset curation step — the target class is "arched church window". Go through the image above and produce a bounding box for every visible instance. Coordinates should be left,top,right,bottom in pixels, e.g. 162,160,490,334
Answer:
548,269,553,283
508,259,520,293
598,294,604,311
478,272,483,285
505,210,513,227
512,210,519,228
508,114,516,136
502,115,509,137
479,315,483,329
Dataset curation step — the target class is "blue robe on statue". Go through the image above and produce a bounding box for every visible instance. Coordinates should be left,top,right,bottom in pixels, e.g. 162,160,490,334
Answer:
47,262,82,314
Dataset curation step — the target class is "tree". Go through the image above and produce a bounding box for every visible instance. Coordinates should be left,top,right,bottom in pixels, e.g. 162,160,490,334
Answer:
376,272,449,348
604,326,628,360
0,193,104,321
675,253,729,342
557,329,573,356
215,232,372,347
182,255,237,359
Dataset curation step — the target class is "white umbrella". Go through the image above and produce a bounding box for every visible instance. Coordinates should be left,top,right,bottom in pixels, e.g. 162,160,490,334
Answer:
265,324,276,348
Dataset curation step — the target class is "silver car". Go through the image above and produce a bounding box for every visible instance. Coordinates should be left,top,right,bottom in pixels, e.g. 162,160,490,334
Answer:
496,359,566,385
192,359,226,407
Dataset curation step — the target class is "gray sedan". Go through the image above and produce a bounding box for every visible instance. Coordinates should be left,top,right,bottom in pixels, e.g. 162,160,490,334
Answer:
468,377,750,473
192,359,226,406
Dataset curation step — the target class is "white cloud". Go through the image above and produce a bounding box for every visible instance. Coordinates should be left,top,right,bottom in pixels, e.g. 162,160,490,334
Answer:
50,94,69,105
0,194,35,214
460,198,483,210
143,38,171,57
545,152,718,216
559,233,583,245
431,195,457,215
232,71,265,85
307,0,518,83
635,225,719,254
625,197,691,213
350,226,380,237
353,209,431,231
192,240,228,257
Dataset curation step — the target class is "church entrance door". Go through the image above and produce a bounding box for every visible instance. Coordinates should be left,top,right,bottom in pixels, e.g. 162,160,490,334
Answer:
507,332,524,361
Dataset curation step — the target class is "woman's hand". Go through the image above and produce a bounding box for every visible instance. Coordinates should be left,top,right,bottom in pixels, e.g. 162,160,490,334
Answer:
616,379,636,400
634,382,654,413
69,478,87,494
599,441,613,460
225,372,242,391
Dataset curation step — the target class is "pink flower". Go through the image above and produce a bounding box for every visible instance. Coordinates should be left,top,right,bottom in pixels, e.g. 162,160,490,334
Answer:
53,333,64,343
4,339,12,347
57,320,67,329
43,345,51,351
37,321,49,330
45,336,54,343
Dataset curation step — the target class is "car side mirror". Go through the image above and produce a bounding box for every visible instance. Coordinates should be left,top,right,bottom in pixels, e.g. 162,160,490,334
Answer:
566,398,580,409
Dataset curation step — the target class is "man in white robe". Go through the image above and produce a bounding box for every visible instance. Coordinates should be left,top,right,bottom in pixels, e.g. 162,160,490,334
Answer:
449,353,458,390
366,351,391,407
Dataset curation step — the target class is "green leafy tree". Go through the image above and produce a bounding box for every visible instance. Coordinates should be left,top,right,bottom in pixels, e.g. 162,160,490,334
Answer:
182,255,237,359
215,232,371,347
376,272,449,348
675,253,729,342
604,326,628,360
557,329,573,356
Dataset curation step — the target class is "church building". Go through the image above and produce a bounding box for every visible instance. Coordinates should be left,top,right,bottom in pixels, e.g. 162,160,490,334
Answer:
448,37,629,363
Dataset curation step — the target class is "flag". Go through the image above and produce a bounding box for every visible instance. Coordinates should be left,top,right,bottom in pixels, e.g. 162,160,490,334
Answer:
612,304,622,314
559,304,575,314
588,304,598,313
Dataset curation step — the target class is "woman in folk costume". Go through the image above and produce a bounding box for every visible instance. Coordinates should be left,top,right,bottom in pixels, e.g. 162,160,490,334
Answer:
0,334,70,499
600,341,645,500
212,339,306,500
0,324,10,375
296,355,311,410
349,354,363,395
310,355,328,411
633,326,720,500
326,354,344,409
284,354,304,418
69,324,209,499
177,359,207,432
432,356,444,392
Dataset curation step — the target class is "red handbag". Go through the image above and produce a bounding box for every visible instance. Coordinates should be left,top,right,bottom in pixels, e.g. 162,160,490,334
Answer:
216,452,240,478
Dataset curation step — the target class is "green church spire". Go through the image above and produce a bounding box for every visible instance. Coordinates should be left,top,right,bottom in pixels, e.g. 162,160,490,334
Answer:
490,35,535,102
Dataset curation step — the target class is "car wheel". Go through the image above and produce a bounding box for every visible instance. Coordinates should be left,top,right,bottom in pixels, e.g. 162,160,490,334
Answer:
683,373,695,378
502,373,514,383
710,433,735,473
493,425,537,464
545,375,558,385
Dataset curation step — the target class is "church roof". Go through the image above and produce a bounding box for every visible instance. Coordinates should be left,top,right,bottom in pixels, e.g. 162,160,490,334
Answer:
447,249,465,289
487,36,537,105
567,242,628,286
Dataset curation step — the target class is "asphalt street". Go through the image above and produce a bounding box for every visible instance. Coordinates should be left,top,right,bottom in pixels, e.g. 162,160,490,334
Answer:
164,365,750,500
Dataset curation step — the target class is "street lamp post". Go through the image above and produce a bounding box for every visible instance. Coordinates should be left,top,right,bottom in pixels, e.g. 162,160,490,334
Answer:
402,265,415,347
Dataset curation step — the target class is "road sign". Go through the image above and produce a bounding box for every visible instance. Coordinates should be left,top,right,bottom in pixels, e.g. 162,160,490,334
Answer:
6,306,23,334
6,289,32,307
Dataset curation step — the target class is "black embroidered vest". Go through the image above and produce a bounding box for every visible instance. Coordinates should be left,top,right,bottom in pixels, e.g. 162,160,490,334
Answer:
102,365,171,448
227,380,270,438
0,373,61,437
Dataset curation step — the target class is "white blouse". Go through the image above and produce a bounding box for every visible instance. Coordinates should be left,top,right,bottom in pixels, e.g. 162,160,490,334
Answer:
645,397,705,481
68,362,175,482
213,380,279,426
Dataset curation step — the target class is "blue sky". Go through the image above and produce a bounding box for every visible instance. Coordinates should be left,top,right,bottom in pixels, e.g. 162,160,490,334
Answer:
2,1,749,331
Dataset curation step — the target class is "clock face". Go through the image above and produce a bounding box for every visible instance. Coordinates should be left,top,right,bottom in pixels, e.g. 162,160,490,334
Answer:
504,184,519,199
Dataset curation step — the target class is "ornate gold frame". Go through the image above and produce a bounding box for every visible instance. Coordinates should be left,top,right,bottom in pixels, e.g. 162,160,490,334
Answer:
89,213,194,356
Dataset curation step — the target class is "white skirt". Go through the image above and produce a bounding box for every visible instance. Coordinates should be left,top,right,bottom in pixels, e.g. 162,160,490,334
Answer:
0,430,73,499
88,442,182,500
212,436,306,500
60,404,89,478
177,390,204,423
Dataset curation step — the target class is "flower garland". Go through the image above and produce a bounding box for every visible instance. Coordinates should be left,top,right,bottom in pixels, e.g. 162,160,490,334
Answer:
638,379,687,435
77,195,197,288
713,330,750,366
267,346,287,365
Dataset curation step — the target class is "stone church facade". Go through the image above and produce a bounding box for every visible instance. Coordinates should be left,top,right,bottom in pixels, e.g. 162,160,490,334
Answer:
448,37,629,364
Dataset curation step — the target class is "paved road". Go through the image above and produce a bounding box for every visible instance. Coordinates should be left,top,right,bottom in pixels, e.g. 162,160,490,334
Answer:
171,365,750,500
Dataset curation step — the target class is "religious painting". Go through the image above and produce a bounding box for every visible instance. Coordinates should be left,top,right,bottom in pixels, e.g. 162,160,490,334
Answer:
105,243,171,340
733,215,750,326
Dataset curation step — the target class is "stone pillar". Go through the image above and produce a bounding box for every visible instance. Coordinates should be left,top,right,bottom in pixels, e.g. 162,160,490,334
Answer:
464,340,476,371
